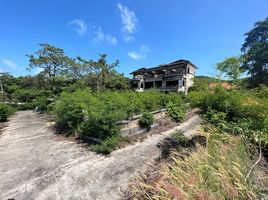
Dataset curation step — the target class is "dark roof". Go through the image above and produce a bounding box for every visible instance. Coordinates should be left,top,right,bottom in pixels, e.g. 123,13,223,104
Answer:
130,59,197,74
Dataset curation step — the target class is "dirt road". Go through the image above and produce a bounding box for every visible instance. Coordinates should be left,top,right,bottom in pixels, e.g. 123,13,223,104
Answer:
0,111,201,200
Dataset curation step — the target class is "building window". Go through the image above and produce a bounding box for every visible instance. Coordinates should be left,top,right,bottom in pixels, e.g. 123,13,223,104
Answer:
187,67,190,74
182,79,186,87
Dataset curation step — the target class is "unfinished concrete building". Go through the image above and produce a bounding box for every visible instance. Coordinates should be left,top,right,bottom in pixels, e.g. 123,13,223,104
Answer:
130,59,197,93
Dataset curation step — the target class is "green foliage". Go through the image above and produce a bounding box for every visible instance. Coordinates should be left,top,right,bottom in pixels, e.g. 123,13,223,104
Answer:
27,43,70,78
53,93,85,130
166,102,187,122
216,56,243,80
241,17,268,87
32,97,50,112
189,86,268,152
189,76,223,92
92,135,129,154
53,90,184,141
138,112,154,128
0,104,14,122
171,130,190,146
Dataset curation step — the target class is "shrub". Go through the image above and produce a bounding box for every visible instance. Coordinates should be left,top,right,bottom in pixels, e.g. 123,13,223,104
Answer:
92,135,129,154
0,103,14,122
166,102,187,122
79,112,120,139
189,87,268,152
138,112,154,128
52,90,186,153
171,131,190,147
54,90,184,138
53,95,84,130
32,96,50,112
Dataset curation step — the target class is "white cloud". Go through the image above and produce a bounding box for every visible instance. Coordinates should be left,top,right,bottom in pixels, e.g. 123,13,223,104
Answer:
140,44,150,53
94,26,105,42
117,3,138,42
128,44,150,60
105,34,118,45
93,26,117,45
1,59,17,69
128,52,145,60
69,19,88,35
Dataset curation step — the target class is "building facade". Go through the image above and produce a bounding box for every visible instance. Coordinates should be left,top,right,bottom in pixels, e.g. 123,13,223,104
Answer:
130,59,197,93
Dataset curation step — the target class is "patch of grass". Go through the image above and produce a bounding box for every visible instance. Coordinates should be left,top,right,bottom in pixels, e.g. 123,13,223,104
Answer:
92,135,129,155
171,130,190,147
128,124,259,199
0,103,15,122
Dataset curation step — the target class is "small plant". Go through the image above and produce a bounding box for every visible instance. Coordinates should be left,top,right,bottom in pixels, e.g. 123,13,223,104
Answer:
92,135,129,154
138,111,154,128
166,102,186,122
0,103,14,122
171,130,190,147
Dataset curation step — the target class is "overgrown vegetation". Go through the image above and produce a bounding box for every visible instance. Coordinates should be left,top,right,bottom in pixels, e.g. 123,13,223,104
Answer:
52,90,185,154
188,86,268,152
166,102,187,122
0,103,14,122
126,17,268,198
138,112,154,129
128,125,259,199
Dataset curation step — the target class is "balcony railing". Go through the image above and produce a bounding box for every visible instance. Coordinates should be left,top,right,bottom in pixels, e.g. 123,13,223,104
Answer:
160,85,178,92
131,77,141,82
163,74,178,80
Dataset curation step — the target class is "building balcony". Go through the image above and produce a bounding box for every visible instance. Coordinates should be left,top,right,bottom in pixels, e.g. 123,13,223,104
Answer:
131,77,141,83
163,74,179,80
160,85,178,92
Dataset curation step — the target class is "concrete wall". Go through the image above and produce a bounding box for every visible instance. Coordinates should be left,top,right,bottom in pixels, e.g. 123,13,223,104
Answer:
118,109,166,137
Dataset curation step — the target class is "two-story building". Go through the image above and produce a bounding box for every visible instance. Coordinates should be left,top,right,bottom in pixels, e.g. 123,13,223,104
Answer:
130,59,197,93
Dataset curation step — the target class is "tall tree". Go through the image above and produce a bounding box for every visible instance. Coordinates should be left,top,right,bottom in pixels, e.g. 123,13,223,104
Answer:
27,43,71,78
241,17,268,87
216,56,243,80
27,43,72,91
93,54,119,91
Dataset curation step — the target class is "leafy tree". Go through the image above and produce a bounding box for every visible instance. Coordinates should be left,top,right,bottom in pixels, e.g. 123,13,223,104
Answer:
27,43,71,78
93,54,120,91
216,56,243,80
27,43,72,92
241,17,268,87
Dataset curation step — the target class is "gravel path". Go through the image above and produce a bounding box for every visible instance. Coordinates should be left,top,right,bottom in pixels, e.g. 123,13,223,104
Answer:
0,110,201,200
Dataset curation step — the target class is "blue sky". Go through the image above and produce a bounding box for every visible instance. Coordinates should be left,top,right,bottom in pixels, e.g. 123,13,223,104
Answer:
0,0,267,77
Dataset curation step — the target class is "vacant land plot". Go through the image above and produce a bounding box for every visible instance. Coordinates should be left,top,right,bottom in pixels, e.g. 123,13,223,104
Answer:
0,111,201,200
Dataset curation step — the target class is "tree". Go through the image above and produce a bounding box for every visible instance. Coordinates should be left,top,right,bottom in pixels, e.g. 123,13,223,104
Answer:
216,56,243,80
27,43,72,91
27,43,71,77
91,54,120,91
241,17,268,87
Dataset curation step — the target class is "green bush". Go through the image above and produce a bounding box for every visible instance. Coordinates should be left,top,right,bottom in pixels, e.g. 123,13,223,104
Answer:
138,112,154,128
166,102,187,122
52,90,186,153
189,87,268,152
53,94,84,130
32,97,50,111
0,104,14,122
53,90,184,139
92,135,129,154
171,130,190,147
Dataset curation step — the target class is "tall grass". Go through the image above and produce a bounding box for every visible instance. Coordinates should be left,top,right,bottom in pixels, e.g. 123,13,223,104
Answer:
128,125,259,199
